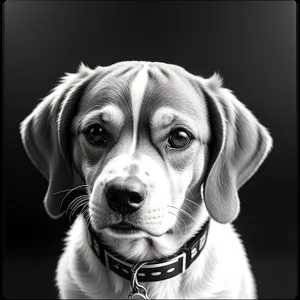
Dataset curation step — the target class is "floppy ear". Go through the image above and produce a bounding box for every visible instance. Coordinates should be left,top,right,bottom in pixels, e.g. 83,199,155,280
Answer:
200,73,273,224
20,63,95,218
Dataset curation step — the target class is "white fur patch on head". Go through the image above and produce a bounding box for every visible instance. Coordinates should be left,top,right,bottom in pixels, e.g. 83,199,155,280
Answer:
129,62,149,154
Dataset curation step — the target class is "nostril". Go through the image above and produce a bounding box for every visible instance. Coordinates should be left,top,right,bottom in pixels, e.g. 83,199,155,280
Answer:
105,185,119,201
127,191,144,204
125,177,146,196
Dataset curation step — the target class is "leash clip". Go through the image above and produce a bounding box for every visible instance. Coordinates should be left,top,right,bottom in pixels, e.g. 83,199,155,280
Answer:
128,261,150,300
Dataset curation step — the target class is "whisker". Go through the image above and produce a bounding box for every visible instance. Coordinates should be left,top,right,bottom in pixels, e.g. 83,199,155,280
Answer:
185,188,195,199
55,184,91,195
60,185,91,209
186,186,205,201
168,205,196,223
80,201,89,217
66,196,88,222
174,223,184,246
68,195,89,209
82,208,92,228
81,206,89,219
180,202,195,217
70,199,89,218
171,196,201,208
182,202,194,215
67,195,88,213
184,198,201,208
172,210,188,236
167,211,184,245
80,202,89,215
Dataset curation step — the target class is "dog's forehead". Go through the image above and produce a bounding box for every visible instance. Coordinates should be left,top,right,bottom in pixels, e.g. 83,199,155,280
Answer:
78,62,207,122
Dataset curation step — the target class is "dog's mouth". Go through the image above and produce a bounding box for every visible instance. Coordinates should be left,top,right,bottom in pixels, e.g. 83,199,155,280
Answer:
108,221,173,237
110,222,141,233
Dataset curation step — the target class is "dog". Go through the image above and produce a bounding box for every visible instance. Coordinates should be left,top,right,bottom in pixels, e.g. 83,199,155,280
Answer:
20,61,272,299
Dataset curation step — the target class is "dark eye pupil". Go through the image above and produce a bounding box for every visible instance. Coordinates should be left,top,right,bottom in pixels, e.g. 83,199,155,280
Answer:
87,126,107,144
169,129,191,148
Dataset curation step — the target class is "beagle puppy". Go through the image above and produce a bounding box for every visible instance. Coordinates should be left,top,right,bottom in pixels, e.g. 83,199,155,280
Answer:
20,61,272,299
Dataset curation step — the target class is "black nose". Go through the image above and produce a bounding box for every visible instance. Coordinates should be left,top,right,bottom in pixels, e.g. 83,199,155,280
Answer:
105,176,146,215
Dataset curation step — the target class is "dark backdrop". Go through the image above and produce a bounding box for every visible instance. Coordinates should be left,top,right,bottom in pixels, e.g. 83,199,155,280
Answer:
3,1,297,299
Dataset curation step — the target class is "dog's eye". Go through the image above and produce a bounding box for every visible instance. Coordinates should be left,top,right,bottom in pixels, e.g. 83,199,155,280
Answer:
85,125,108,145
168,128,193,149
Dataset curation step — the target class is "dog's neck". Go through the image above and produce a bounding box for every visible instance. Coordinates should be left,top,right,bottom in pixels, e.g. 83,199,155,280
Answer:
86,218,210,287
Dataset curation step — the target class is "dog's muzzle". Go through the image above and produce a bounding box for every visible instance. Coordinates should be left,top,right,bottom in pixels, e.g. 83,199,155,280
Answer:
105,176,147,215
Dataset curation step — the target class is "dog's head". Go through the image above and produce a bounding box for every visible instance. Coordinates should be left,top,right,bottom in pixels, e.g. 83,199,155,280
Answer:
21,61,272,259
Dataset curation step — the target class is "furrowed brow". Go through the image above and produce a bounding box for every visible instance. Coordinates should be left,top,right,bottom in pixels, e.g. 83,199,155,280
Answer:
151,107,210,143
72,105,123,134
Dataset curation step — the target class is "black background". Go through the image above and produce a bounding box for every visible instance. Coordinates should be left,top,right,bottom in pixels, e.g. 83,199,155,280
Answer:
3,1,297,299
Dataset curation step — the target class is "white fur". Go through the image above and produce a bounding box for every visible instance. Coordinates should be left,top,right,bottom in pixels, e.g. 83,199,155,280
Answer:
129,62,149,154
56,213,256,299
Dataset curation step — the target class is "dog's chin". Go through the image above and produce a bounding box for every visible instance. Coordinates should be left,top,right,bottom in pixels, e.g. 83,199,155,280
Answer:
102,227,149,239
89,217,186,261
99,226,180,262
99,223,171,239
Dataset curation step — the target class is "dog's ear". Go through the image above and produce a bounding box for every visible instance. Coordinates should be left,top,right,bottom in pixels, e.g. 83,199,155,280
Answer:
199,73,273,224
20,63,95,218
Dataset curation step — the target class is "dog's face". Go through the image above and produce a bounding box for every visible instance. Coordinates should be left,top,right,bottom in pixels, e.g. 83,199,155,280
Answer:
72,62,210,240
21,61,272,260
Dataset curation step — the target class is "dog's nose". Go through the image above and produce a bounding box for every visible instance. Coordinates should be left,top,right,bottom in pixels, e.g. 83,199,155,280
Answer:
105,176,146,215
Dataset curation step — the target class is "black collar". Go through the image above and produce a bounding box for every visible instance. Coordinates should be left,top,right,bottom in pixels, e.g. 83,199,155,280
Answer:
86,219,210,283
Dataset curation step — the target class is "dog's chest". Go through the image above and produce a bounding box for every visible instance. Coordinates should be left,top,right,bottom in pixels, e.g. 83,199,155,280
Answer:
73,250,225,299
72,250,196,299
108,274,183,299
58,215,255,299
